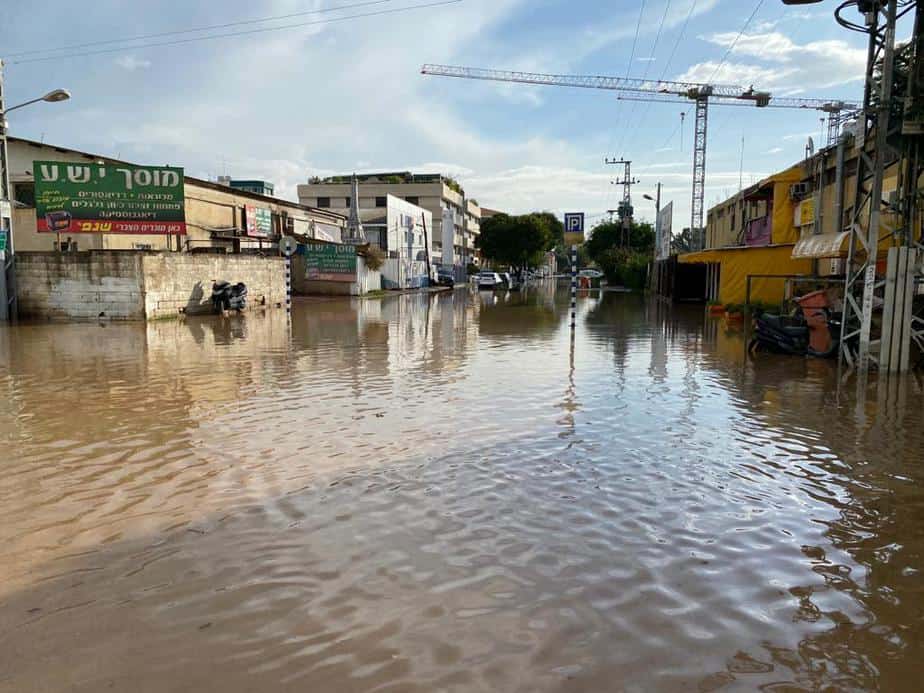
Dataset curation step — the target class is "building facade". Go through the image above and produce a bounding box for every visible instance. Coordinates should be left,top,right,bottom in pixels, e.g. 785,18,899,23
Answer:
679,127,906,306
7,138,346,255
297,172,480,270
360,195,433,289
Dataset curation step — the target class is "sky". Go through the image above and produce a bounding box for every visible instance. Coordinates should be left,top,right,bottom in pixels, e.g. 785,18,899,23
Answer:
1,0,881,230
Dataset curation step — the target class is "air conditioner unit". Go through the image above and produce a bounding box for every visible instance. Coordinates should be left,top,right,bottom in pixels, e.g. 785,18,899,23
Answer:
789,183,809,200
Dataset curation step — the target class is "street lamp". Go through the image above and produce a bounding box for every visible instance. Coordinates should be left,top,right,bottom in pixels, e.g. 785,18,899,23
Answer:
4,88,71,116
1,63,72,321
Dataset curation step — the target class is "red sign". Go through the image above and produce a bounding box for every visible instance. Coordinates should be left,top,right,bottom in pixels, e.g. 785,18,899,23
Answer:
37,216,187,235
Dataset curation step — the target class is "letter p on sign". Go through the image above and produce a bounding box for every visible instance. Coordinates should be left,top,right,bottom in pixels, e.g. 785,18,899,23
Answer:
564,212,584,246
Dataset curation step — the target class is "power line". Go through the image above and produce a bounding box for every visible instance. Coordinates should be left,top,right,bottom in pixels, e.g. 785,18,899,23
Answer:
615,0,673,156
658,0,698,84
707,0,765,83
603,0,649,212
5,0,395,58
9,0,463,65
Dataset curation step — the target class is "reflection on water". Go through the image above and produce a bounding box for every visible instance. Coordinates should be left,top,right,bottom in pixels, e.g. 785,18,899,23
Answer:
2,286,924,691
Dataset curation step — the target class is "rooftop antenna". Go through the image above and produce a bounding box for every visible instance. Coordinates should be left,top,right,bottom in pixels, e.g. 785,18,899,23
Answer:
680,111,685,152
738,134,745,191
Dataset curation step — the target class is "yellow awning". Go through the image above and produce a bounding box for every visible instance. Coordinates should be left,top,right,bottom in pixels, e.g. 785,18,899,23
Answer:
791,231,850,259
677,249,721,264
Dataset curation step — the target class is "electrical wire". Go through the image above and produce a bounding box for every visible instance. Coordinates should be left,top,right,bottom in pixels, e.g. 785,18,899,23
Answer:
9,0,463,65
707,0,765,84
602,0,649,212
620,0,694,159
5,0,395,58
615,0,674,158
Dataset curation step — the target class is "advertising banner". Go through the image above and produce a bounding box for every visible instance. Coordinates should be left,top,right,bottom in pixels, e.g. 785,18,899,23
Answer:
657,202,673,261
246,205,273,237
34,160,186,235
304,242,357,282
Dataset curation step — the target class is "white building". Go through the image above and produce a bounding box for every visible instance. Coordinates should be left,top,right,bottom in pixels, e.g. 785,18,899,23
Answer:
360,195,433,289
297,172,479,270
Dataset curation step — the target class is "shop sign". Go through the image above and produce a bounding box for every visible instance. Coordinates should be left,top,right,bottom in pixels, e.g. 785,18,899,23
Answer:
34,160,185,234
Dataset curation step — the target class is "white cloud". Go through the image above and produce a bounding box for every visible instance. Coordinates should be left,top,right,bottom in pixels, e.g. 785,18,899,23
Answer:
676,31,866,91
764,147,784,154
115,55,151,71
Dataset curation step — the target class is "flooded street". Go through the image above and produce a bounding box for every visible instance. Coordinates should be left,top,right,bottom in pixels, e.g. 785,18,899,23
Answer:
2,285,924,691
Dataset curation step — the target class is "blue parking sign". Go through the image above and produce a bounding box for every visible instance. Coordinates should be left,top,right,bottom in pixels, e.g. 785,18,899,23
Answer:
564,212,584,245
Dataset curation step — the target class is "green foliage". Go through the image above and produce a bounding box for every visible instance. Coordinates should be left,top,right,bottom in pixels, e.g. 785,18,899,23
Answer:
584,220,654,259
583,220,653,290
361,244,385,271
466,263,480,276
443,176,464,195
308,176,321,184
672,227,698,254
476,212,559,269
384,175,404,184
593,247,649,289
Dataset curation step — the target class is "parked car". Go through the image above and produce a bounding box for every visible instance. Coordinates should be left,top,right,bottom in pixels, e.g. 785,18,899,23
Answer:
436,268,455,288
476,271,503,290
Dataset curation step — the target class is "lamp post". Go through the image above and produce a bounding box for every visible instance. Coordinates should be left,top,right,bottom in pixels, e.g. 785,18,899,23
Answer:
644,183,663,293
643,182,662,253
0,58,71,321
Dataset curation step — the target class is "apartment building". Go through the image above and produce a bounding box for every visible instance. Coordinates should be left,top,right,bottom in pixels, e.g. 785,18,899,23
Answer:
297,172,480,269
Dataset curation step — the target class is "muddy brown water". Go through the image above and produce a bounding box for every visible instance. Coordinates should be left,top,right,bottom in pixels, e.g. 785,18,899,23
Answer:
2,286,924,691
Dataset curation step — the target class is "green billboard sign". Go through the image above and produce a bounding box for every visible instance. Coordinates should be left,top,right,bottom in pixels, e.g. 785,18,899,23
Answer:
34,160,186,235
304,242,356,282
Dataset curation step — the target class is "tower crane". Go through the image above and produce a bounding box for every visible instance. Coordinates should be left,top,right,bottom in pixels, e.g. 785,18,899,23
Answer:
421,64,861,247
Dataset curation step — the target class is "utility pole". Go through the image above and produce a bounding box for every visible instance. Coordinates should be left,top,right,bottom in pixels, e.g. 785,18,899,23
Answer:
840,0,902,373
606,157,638,246
0,59,15,321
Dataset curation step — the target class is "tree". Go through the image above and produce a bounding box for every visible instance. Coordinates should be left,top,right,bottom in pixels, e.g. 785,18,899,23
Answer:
584,219,655,290
476,212,559,270
585,220,654,259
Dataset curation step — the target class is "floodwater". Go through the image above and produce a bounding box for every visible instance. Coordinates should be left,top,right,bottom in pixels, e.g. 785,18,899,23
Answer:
1,286,924,692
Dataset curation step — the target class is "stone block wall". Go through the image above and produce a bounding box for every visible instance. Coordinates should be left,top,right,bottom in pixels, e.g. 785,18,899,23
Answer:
15,251,286,321
141,254,286,319
16,252,145,320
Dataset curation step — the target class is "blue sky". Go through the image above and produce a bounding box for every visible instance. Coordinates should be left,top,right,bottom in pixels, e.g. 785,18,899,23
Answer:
1,0,875,229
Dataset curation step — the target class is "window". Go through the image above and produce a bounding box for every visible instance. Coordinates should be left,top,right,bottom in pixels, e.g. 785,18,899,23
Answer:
375,196,386,207
406,196,419,205
345,198,352,207
317,197,330,208
14,183,35,207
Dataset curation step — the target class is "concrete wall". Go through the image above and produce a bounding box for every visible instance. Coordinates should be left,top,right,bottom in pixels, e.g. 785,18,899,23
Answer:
15,251,286,321
141,253,286,319
16,252,146,320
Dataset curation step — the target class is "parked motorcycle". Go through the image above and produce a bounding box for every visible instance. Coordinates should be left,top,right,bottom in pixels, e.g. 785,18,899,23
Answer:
748,291,841,358
211,280,248,313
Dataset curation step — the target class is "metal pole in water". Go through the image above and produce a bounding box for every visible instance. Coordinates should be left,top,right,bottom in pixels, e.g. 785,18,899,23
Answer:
285,256,292,317
570,244,577,330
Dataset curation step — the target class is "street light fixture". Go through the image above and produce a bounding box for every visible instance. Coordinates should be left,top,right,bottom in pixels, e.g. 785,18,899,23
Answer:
4,88,71,117
643,194,655,202
1,64,73,321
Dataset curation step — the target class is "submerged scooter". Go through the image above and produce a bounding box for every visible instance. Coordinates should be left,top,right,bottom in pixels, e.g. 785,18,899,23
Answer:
211,280,248,313
748,291,841,358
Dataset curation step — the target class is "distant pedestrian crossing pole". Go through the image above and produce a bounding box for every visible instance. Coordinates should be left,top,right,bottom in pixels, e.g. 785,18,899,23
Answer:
279,236,297,320
570,245,577,330
563,213,585,333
